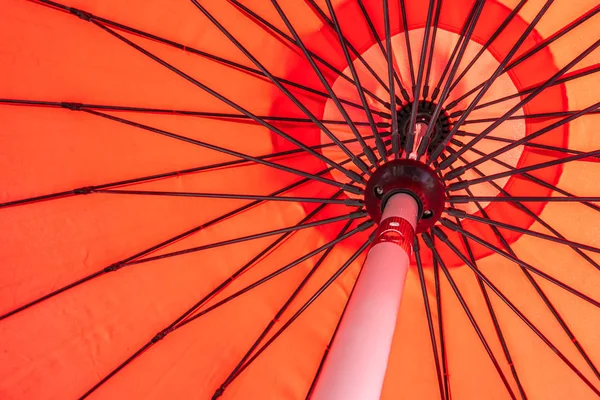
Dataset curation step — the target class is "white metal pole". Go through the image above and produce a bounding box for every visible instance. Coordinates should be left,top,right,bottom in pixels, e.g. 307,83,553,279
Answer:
311,193,419,400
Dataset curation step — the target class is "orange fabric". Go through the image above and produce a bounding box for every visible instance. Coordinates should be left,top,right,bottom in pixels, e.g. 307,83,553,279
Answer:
1,0,599,399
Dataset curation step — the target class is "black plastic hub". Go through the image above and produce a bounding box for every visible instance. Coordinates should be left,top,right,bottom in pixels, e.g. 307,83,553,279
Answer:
396,100,451,154
364,159,446,233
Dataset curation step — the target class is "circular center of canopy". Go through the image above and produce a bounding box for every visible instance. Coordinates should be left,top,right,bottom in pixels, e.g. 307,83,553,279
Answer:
364,159,446,233
395,100,451,157
321,27,526,215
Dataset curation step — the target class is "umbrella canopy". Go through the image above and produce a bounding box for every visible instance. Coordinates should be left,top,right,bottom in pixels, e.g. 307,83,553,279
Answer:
1,0,600,399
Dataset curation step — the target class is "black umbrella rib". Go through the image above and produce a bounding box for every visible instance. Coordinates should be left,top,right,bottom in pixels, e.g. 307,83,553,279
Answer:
226,0,389,108
173,222,374,331
503,4,600,70
423,0,442,99
439,220,600,309
77,200,369,399
450,0,552,113
0,147,369,321
180,1,371,175
97,189,363,206
448,0,527,93
0,127,378,210
384,0,401,159
422,233,517,400
445,101,600,179
432,227,600,397
446,62,600,169
446,5,600,109
450,195,600,203
0,98,377,126
77,215,323,399
442,150,600,270
356,0,409,101
454,129,587,151
454,130,600,158
450,148,600,212
414,239,446,400
267,0,377,170
429,0,554,164
50,10,366,183
455,64,600,115
432,248,451,400
442,143,600,214
448,148,600,191
215,237,373,400
447,171,600,380
34,0,380,114
211,217,357,398
463,109,600,125
417,0,486,161
469,171,600,379
86,108,364,192
306,0,395,96
429,0,479,101
158,199,350,374
449,152,600,272
127,211,367,266
324,0,389,162
442,166,523,393
447,209,600,255
449,215,528,399
0,204,341,323
128,168,369,334
404,0,435,157
453,96,599,174
399,0,416,88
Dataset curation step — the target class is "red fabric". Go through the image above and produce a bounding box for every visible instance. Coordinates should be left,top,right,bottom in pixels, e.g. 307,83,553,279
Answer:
1,0,599,399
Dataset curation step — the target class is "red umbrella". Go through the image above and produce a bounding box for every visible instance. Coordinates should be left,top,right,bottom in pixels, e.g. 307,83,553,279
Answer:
1,0,600,398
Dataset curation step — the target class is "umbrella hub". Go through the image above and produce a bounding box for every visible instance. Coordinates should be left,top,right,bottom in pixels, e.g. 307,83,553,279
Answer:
364,159,445,233
395,100,452,155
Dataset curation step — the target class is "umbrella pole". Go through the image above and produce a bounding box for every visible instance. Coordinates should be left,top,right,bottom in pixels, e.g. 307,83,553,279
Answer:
312,193,418,400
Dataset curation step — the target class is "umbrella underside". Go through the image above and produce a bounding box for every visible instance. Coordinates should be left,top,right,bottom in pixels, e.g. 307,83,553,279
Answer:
1,0,600,399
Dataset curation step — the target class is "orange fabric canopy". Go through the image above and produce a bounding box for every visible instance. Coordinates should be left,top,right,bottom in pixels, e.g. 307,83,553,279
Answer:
1,0,600,399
